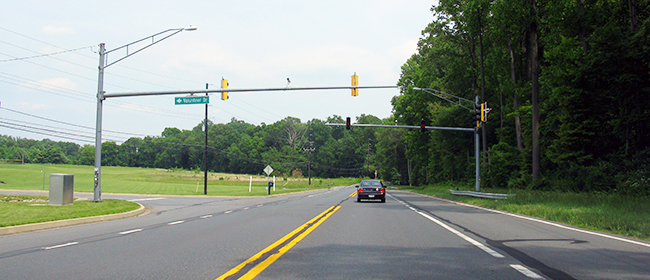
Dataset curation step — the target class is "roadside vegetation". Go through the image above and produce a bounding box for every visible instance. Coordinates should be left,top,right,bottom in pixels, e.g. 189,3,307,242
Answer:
402,181,650,241
0,195,140,227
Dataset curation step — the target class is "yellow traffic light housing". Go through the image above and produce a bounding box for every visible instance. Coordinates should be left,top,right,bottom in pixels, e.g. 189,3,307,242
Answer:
351,73,359,96
480,103,485,122
221,78,229,100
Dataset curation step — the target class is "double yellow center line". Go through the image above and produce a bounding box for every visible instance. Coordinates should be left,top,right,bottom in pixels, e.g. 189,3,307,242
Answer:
216,205,341,280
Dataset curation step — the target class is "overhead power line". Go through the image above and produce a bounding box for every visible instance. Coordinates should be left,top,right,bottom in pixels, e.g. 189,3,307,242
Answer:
0,43,93,63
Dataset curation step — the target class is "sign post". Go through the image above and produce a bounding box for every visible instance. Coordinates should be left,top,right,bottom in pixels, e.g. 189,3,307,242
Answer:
264,165,274,195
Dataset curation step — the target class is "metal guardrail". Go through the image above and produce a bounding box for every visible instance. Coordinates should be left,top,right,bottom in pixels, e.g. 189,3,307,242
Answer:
449,190,515,200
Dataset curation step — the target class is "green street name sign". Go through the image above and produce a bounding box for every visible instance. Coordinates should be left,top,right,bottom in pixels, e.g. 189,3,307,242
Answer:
175,96,209,105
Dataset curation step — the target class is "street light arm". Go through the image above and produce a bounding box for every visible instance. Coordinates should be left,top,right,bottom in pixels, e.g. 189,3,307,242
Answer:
104,27,194,68
93,26,195,202
413,87,474,110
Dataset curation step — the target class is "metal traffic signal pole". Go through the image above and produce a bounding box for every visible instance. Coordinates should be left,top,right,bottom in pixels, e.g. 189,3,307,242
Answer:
204,83,209,195
96,82,397,200
474,96,481,192
93,27,197,202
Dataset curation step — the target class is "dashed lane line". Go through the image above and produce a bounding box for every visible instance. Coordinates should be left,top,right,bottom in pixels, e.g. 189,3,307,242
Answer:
119,229,143,235
43,242,79,250
511,264,545,279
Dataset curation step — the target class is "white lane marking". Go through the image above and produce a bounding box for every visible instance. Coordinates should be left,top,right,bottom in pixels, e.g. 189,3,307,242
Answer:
44,242,79,250
243,207,250,210
391,195,504,258
257,204,263,207
511,264,545,279
414,210,504,258
168,220,185,225
200,215,213,219
225,210,233,214
445,198,650,249
128,197,166,202
119,229,143,235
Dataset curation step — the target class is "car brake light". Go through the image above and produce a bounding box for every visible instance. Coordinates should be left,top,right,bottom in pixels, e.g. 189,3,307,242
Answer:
381,188,385,194
358,188,363,192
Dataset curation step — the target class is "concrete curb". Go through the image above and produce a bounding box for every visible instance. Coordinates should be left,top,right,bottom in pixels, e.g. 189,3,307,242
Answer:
0,203,148,236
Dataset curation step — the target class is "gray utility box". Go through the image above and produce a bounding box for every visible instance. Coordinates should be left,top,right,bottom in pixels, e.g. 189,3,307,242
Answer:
49,174,74,206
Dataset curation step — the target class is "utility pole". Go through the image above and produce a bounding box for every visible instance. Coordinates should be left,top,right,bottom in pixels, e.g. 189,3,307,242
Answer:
303,135,315,185
366,138,371,178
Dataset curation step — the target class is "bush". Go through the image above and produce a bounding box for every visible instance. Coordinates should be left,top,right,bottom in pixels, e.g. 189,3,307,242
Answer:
486,142,521,188
617,169,650,196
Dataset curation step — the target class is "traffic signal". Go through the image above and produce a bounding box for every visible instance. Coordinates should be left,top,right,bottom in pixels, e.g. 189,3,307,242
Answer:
472,103,481,127
221,78,229,100
481,102,491,122
351,73,359,96
420,118,426,132
346,117,351,130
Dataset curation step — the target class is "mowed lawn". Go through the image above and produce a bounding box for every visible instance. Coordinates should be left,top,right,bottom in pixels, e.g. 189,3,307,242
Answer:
0,164,350,196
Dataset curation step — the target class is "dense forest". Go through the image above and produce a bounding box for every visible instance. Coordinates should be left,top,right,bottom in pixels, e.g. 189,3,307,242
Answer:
2,0,649,195
391,0,650,194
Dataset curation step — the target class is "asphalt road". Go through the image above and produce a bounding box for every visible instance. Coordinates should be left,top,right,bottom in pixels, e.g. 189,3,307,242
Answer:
1,187,649,279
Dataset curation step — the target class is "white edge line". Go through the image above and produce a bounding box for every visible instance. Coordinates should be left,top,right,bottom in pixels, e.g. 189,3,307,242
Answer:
451,199,650,249
168,220,185,225
44,242,79,250
119,229,143,235
510,264,545,279
128,197,166,202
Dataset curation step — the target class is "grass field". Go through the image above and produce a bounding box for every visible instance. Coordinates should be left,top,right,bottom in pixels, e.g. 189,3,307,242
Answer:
0,164,360,196
0,195,140,227
402,181,650,241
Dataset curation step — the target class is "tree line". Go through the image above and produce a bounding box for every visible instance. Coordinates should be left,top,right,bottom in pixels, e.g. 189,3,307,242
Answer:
0,115,385,180
2,0,649,195
391,0,650,194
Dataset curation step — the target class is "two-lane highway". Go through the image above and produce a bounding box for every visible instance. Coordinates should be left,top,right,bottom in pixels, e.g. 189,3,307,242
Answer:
1,187,649,279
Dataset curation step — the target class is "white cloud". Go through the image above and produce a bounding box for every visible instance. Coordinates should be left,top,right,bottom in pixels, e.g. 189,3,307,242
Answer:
19,102,50,110
41,26,75,35
25,78,78,92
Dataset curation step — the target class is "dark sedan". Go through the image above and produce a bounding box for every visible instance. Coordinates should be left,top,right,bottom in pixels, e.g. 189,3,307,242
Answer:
356,180,386,203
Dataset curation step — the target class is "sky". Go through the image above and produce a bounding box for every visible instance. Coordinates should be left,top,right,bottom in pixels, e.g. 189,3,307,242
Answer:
0,0,436,145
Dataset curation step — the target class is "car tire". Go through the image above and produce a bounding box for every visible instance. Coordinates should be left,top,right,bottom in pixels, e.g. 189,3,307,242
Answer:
381,197,386,203
357,197,361,202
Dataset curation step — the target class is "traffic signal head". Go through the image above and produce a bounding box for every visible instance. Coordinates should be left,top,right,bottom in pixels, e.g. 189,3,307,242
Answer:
420,118,426,132
346,117,351,130
481,103,485,122
221,78,229,100
472,103,481,127
351,73,359,96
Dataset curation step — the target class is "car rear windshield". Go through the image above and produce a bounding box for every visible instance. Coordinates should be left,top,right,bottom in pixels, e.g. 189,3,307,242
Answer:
361,181,382,187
